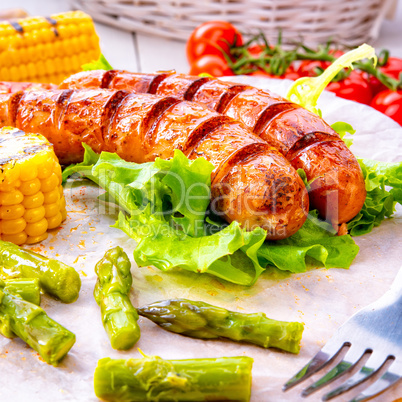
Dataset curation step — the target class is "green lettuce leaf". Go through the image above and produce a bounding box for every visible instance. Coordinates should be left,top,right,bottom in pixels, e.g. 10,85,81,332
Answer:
63,146,360,286
347,158,402,236
258,210,359,272
82,54,113,71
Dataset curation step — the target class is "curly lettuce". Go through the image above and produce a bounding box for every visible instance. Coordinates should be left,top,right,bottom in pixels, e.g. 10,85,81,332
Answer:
63,146,360,286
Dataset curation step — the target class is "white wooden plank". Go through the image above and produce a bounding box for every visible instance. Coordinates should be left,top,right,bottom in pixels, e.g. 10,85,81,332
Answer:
136,32,188,73
95,23,139,71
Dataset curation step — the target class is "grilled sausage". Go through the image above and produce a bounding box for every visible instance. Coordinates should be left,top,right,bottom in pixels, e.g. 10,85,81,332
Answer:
0,89,309,240
60,70,366,226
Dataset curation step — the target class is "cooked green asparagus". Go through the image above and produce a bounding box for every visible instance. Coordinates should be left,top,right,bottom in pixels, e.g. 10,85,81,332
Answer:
138,299,304,354
0,240,81,303
94,355,253,402
94,246,140,350
3,278,41,305
0,279,75,365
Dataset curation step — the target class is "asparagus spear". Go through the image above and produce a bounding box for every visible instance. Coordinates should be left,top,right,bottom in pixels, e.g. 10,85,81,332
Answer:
0,240,81,303
0,279,75,365
3,278,41,305
94,246,140,350
138,299,304,354
94,355,253,402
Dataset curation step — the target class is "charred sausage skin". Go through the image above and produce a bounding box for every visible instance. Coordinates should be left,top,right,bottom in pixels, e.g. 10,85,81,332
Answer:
60,70,366,225
0,89,309,240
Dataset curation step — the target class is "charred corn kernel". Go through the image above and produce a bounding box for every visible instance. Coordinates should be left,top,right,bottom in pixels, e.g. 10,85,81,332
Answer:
20,177,41,195
22,191,44,209
40,173,59,192
0,127,67,245
1,217,27,235
0,11,100,84
1,231,28,246
26,232,48,245
24,206,46,223
0,204,25,220
25,217,48,237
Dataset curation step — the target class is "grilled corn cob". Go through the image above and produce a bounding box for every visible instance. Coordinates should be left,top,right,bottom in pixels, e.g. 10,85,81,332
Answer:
0,10,100,84
0,127,67,245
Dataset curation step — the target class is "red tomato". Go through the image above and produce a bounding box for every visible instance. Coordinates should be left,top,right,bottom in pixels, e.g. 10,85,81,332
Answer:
297,50,344,77
367,57,402,96
370,89,402,125
381,57,402,80
189,54,234,77
186,21,243,65
248,65,299,80
326,71,373,105
247,44,266,58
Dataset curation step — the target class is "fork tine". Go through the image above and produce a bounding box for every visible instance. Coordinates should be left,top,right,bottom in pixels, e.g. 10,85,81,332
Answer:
349,360,402,402
282,340,346,391
321,351,389,400
301,345,367,397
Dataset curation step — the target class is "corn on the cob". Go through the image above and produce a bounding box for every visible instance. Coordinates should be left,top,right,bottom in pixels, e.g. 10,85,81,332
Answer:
0,127,67,245
0,10,101,84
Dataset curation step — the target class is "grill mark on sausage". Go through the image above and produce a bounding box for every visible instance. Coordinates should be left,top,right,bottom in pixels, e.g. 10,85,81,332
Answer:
286,132,343,161
184,77,212,101
212,142,273,184
215,85,249,113
102,90,131,146
8,92,24,127
254,102,299,135
101,70,119,88
147,73,174,94
183,115,233,155
54,89,74,130
142,97,182,145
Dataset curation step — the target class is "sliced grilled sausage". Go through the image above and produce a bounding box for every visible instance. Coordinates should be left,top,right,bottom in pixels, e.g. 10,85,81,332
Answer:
0,89,309,240
59,70,366,226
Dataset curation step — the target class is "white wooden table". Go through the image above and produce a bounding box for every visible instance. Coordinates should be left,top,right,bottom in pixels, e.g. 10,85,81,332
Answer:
2,0,402,74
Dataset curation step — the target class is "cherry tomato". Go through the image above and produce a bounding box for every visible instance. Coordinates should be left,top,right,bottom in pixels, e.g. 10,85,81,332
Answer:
189,54,234,77
297,50,344,77
247,44,266,58
186,21,243,65
367,57,402,95
326,71,373,105
248,65,299,80
381,57,402,80
370,89,402,125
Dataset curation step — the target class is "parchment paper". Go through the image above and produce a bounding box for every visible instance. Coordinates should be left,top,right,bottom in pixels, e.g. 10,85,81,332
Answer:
0,77,401,402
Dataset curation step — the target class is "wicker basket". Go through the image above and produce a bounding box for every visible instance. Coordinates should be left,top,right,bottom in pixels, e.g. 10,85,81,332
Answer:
69,0,397,46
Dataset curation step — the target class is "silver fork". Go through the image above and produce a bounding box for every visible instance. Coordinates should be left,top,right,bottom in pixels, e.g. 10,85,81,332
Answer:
283,266,402,401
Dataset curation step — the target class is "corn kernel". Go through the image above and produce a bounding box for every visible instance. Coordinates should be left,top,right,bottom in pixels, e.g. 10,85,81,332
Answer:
19,162,38,181
44,202,59,218
24,206,46,223
22,191,44,209
2,231,28,245
47,212,62,229
0,127,67,245
1,217,27,235
0,204,25,220
40,173,59,192
26,232,48,245
0,189,24,206
43,187,60,204
25,217,48,237
20,177,41,195
0,11,100,83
